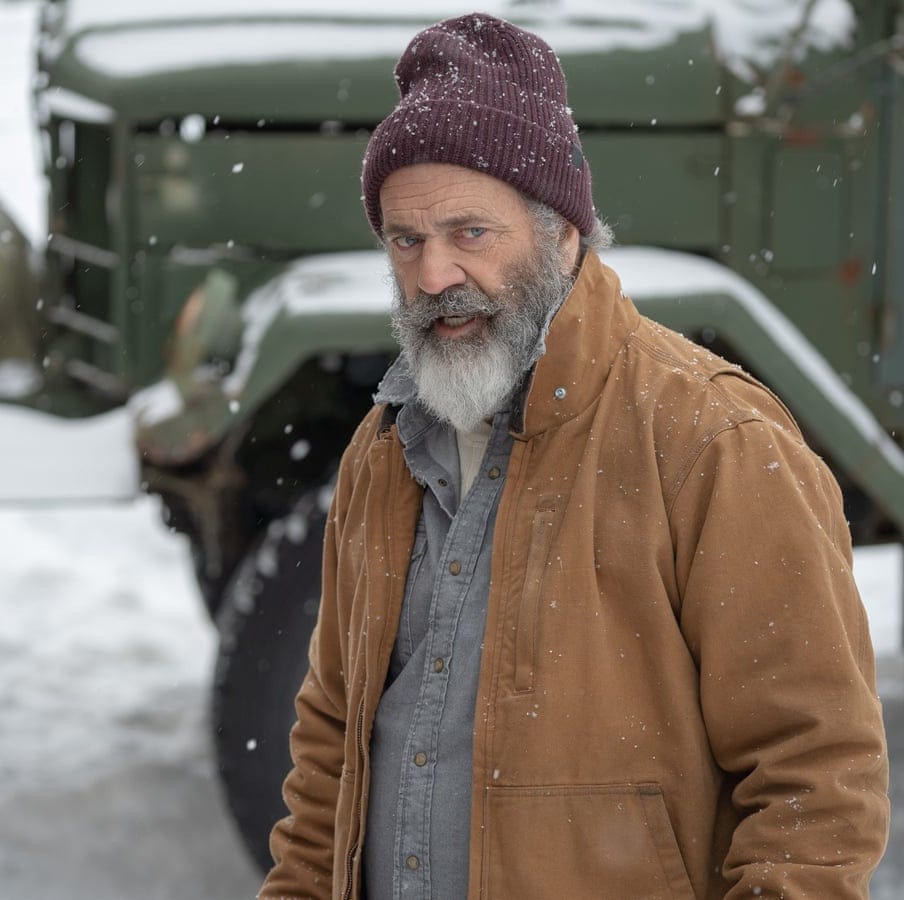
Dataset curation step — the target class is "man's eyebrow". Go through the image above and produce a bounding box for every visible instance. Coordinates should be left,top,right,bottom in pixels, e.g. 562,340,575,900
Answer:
381,220,415,238
437,213,496,230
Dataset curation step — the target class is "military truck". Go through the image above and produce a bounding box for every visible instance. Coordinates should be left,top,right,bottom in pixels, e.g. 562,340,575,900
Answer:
1,0,903,872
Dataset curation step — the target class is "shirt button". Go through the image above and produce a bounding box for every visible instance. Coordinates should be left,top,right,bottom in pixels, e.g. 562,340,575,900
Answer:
413,752,427,767
433,657,445,673
448,560,462,575
406,855,420,870
488,467,501,480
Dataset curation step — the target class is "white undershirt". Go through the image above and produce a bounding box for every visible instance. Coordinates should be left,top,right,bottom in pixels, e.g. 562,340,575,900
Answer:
455,419,493,501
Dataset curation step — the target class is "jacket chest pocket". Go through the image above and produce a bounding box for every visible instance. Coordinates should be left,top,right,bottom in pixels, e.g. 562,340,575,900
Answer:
513,496,565,694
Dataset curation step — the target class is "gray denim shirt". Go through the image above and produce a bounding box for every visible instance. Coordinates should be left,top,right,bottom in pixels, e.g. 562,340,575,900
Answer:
363,357,514,900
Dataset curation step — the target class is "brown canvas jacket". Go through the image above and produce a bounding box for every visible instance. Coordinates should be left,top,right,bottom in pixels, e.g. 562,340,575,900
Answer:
260,252,889,900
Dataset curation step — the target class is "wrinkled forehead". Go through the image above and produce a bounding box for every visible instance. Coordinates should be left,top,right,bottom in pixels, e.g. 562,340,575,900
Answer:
379,163,529,230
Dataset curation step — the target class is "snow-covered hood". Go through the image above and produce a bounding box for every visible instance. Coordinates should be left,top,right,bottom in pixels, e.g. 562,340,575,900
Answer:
37,0,856,125
57,0,855,83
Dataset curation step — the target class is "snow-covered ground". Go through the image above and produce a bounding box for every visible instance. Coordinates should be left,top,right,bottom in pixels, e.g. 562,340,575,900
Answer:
0,1,901,897
0,490,262,898
0,495,258,894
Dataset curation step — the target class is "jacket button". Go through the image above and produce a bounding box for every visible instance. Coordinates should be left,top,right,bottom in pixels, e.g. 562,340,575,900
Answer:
433,657,445,673
438,478,448,487
487,467,501,480
413,752,427,767
554,387,567,400
406,855,420,870
448,560,462,575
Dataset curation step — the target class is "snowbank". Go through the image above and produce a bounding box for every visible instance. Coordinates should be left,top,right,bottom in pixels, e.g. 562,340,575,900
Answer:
0,405,139,502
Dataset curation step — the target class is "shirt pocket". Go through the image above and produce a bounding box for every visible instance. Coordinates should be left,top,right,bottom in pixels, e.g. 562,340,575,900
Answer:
482,783,695,899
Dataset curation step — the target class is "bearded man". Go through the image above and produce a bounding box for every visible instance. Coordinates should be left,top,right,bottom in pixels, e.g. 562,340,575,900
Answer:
259,13,888,900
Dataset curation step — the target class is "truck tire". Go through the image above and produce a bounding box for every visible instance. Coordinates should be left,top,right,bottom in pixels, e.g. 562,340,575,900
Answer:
212,493,327,873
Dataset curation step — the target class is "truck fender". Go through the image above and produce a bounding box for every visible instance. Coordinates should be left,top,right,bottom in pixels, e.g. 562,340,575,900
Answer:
133,251,397,467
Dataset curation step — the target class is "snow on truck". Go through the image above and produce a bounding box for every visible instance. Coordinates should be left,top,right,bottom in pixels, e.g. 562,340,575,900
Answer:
0,0,903,872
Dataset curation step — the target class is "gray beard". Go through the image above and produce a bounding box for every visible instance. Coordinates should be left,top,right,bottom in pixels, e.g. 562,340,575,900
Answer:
390,245,574,432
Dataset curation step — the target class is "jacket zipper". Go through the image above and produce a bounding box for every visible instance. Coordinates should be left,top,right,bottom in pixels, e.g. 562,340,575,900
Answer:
342,693,367,900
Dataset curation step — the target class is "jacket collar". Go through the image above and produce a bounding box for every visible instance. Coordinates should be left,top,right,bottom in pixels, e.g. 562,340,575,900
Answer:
513,251,639,440
374,252,639,440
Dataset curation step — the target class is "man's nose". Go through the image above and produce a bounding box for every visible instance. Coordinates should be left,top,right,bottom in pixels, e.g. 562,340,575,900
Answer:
417,239,466,296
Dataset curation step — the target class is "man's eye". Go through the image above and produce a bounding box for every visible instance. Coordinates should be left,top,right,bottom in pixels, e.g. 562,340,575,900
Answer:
462,227,486,239
393,236,420,250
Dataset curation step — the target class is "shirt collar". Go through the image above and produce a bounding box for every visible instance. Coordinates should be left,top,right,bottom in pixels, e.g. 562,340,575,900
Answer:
374,352,416,407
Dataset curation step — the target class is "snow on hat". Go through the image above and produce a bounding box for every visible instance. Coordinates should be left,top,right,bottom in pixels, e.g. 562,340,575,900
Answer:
361,12,595,236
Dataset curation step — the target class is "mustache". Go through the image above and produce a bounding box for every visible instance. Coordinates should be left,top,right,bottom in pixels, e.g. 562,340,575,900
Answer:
396,285,503,332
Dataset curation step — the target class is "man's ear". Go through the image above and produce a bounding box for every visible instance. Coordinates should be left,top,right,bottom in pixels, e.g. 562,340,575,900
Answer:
560,223,581,274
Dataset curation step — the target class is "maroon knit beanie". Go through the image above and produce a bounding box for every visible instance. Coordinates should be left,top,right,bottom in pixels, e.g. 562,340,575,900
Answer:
361,13,595,236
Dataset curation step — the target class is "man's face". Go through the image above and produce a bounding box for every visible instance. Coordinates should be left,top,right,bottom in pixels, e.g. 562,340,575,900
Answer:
381,162,547,308
380,163,578,431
